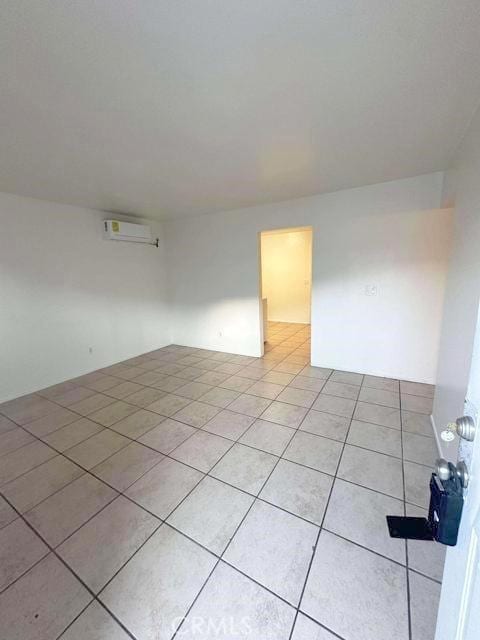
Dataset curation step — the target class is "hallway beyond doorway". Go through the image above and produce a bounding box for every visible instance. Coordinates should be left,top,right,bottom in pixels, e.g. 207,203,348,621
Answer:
260,228,312,349
264,321,311,363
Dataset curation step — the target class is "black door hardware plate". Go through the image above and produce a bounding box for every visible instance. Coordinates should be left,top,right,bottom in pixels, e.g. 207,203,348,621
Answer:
386,515,434,540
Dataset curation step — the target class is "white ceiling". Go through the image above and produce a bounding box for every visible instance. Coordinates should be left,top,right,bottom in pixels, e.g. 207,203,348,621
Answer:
1,1,480,220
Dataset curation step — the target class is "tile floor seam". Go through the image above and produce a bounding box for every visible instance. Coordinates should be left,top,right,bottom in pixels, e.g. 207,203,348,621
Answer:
407,566,442,586
351,414,435,439
0,489,141,640
292,609,347,640
0,421,177,544
3,372,420,528
172,386,305,638
2,413,254,527
2,403,435,499
73,420,249,596
11,442,192,543
172,393,275,421
216,556,303,610
319,526,442,579
0,432,208,640
0,368,429,428
290,369,429,638
2,411,225,499
205,443,423,506
0,437,36,460
287,366,346,639
26,481,120,550
0,517,19,533
0,444,60,489
55,599,139,640
0,540,50,596
1,434,151,516
62,435,133,471
2,414,431,530
399,383,413,640
341,440,403,462
1,327,440,640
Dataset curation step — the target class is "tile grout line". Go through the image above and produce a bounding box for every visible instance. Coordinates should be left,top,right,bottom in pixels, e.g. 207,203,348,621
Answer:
6,428,439,620
0,489,142,640
1,401,247,637
2,398,251,624
2,374,433,522
171,363,312,639
1,347,315,505
1,354,433,549
287,368,359,640
0,326,437,639
3,400,438,596
399,382,413,640
3,401,240,556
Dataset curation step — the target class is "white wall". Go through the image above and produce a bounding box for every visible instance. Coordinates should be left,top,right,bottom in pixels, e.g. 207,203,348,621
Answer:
0,170,454,403
166,172,452,383
433,105,480,458
0,192,169,402
261,228,312,324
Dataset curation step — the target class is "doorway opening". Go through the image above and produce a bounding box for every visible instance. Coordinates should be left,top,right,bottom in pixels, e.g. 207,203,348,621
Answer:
259,226,312,357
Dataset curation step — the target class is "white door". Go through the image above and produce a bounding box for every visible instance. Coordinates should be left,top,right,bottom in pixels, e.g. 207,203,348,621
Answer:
435,306,480,640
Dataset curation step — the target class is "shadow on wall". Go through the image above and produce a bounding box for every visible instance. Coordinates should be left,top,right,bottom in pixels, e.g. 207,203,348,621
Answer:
169,297,262,356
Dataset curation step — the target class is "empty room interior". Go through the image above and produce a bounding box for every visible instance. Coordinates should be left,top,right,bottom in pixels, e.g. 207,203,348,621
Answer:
2,3,480,640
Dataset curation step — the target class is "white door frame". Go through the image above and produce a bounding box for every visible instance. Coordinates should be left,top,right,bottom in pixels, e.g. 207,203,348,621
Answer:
257,225,313,356
435,306,480,639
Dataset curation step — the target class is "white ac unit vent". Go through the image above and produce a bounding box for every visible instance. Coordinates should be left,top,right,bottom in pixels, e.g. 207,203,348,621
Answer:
103,220,152,244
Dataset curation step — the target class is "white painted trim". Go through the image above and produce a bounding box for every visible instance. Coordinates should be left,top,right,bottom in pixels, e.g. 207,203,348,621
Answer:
455,530,479,640
431,413,444,459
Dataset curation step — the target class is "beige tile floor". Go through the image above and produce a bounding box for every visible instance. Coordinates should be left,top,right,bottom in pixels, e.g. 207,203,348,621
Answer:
0,321,444,639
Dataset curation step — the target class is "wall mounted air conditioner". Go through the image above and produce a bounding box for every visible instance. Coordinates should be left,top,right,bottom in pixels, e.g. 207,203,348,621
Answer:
103,220,152,244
